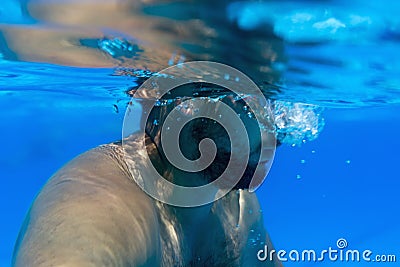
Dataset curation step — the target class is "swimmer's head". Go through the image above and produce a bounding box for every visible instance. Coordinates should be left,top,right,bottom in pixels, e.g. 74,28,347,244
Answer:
143,83,275,190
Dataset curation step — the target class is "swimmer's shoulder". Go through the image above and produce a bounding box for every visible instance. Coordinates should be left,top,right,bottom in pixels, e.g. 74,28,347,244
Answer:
13,142,161,267
49,141,135,187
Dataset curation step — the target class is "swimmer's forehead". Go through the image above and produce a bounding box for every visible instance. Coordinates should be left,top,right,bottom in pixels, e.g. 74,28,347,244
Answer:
127,81,276,101
127,82,233,99
162,82,234,99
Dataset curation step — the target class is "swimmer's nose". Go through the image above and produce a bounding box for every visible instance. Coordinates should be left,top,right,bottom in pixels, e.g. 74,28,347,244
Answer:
260,131,275,162
260,148,274,163
249,132,276,192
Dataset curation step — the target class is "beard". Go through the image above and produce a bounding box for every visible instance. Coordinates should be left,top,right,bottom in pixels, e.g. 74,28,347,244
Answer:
202,148,261,190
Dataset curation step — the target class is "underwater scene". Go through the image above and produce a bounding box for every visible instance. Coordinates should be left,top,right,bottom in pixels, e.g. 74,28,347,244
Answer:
1,0,400,266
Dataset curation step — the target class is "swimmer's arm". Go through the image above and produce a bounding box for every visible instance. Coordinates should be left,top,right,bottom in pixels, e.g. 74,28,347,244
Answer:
12,148,160,267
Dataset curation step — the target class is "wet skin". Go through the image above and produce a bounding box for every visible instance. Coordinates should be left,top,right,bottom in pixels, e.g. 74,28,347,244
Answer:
12,140,281,266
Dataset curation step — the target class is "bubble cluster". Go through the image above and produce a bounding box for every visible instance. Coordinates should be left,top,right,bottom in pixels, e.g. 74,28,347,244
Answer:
274,101,325,146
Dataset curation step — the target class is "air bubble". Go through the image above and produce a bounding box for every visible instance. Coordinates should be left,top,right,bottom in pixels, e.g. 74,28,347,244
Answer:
274,101,325,146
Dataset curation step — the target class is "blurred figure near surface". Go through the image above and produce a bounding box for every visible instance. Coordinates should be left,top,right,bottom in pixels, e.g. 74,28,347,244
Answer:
1,0,284,85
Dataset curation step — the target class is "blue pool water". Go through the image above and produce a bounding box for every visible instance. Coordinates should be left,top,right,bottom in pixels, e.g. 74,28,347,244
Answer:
1,0,400,266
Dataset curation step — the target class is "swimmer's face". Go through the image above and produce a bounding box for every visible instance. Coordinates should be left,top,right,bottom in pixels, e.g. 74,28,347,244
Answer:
145,94,274,190
189,96,273,189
